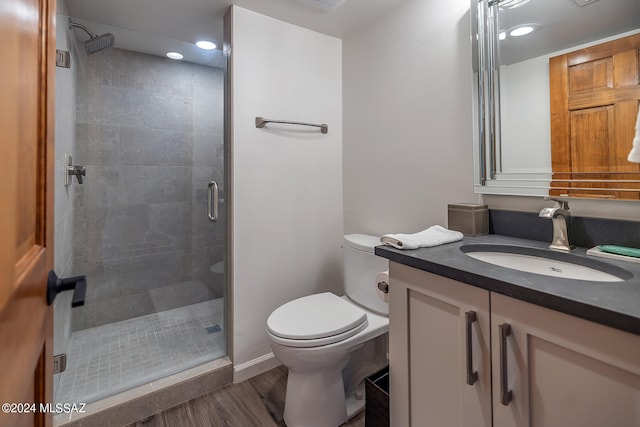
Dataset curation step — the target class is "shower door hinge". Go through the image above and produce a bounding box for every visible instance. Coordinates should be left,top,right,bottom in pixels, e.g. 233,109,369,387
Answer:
56,50,71,68
53,354,67,374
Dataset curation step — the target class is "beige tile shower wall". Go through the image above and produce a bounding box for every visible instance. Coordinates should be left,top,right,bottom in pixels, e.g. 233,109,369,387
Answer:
230,6,344,378
342,0,478,235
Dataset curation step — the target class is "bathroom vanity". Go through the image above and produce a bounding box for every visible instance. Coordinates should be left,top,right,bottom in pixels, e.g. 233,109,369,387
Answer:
376,234,640,427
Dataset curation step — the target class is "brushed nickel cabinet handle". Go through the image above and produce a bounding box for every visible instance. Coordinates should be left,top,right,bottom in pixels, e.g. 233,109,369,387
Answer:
499,323,513,405
465,311,478,386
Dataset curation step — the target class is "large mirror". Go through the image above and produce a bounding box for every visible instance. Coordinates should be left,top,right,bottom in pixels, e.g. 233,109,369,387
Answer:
472,0,640,199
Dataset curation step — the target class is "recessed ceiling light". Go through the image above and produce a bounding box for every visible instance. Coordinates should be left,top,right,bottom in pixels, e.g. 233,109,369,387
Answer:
509,25,535,37
166,52,183,60
196,41,216,50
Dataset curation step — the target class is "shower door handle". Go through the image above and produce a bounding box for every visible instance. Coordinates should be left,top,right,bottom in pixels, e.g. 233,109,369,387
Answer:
208,181,219,222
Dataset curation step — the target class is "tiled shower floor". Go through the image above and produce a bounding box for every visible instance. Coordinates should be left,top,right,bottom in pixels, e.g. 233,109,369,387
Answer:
55,298,225,404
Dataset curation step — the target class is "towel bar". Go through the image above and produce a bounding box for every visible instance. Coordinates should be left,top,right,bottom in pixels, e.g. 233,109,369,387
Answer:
255,117,328,134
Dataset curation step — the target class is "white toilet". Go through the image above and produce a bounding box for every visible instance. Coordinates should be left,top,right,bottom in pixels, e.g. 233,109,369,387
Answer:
266,234,389,427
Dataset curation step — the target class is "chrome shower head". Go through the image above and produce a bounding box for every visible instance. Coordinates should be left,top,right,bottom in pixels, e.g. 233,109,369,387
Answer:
84,33,115,55
69,19,115,55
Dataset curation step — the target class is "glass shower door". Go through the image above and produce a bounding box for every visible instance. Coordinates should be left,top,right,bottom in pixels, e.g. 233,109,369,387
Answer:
52,13,227,405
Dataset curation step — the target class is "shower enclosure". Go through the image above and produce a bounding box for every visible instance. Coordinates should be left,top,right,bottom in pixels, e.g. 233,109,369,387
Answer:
53,11,227,408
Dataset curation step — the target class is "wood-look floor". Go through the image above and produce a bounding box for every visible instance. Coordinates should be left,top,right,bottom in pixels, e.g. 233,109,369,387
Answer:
126,366,365,427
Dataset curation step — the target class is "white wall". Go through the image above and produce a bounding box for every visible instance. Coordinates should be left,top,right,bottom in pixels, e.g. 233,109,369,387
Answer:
343,0,478,235
500,57,551,174
231,6,344,380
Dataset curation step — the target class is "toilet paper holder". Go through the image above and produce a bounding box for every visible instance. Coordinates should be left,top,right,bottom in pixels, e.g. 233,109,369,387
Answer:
377,280,389,294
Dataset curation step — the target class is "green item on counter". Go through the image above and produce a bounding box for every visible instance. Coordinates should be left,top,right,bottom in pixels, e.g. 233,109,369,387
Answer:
598,245,640,258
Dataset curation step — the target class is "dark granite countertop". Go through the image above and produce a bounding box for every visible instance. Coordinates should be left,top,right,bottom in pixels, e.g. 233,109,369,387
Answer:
375,234,640,336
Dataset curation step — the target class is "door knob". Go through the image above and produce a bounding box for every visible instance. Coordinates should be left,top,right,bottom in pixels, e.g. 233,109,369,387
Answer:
47,270,87,306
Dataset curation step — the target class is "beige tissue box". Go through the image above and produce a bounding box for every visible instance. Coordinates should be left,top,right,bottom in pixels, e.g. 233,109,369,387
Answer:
448,203,489,236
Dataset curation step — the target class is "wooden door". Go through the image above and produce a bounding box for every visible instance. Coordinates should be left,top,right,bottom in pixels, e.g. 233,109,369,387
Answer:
550,33,640,199
389,263,491,427
491,293,640,427
0,0,56,426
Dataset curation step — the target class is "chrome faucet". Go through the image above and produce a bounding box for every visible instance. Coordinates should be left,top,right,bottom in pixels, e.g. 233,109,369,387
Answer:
64,154,86,185
68,164,86,184
539,198,573,252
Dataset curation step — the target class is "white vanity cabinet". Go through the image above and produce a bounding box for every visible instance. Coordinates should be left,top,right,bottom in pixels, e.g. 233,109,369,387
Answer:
388,263,492,427
389,262,640,427
491,292,640,427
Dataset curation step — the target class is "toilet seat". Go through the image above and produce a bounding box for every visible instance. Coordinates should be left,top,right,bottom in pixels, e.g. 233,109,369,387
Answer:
267,292,368,348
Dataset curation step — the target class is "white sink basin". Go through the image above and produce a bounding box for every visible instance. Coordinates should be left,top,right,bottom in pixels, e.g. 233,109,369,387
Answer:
461,245,631,282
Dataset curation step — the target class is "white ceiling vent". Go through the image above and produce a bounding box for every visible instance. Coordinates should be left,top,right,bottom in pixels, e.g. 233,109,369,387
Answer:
294,0,347,12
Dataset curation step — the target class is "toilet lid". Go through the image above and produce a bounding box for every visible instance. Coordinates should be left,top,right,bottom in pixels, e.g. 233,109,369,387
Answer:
267,292,367,341
344,234,380,253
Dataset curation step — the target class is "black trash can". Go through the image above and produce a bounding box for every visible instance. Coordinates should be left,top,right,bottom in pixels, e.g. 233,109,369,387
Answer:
365,366,389,427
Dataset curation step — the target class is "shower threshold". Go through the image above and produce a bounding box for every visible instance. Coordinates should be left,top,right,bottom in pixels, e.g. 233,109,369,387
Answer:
53,298,230,426
53,356,232,426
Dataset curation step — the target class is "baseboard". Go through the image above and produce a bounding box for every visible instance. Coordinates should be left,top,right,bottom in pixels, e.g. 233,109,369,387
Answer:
233,352,281,383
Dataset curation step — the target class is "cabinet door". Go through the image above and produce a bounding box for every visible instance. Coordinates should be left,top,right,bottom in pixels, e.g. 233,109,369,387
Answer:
389,263,491,427
491,292,640,427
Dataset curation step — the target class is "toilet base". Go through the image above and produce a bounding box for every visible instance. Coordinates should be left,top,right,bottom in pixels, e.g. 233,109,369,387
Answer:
283,364,348,427
346,391,366,420
282,373,368,427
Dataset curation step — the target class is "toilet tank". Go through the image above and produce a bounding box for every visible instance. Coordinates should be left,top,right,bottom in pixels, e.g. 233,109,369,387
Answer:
343,234,389,315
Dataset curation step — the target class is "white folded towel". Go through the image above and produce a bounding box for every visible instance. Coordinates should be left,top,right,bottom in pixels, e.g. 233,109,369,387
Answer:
380,225,463,250
627,108,640,163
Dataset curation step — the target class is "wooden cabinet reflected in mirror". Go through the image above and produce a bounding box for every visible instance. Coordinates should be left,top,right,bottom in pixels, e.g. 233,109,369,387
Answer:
549,33,640,200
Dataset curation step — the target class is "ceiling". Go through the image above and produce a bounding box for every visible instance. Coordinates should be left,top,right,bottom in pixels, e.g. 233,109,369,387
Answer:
64,0,640,67
65,0,405,66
